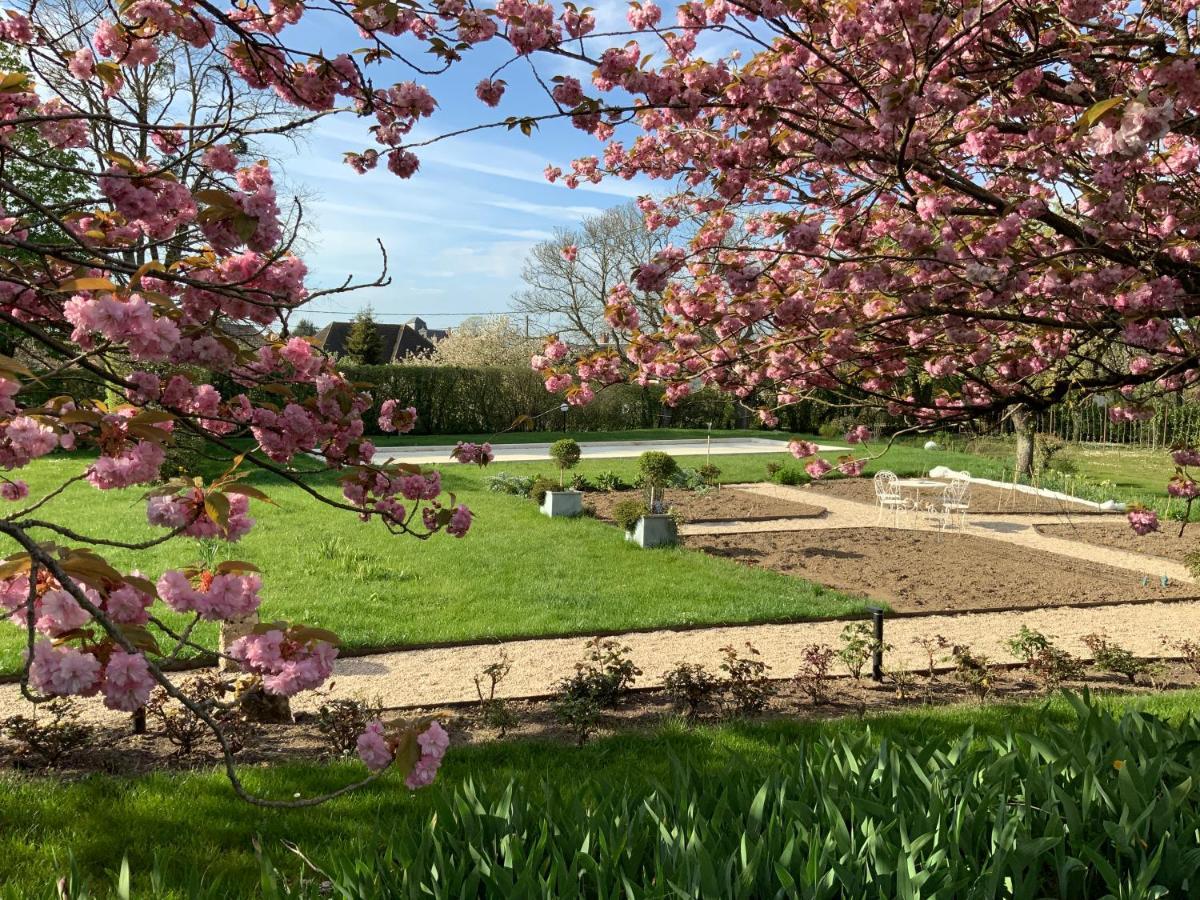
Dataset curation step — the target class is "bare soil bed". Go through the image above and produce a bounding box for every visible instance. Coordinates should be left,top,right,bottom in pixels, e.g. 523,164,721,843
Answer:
1037,521,1198,564
5,662,1198,778
585,487,825,524
802,477,1112,516
684,527,1192,613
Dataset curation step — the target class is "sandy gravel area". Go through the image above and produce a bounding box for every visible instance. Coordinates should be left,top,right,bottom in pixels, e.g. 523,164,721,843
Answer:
1037,521,1198,564
585,487,824,524
685,528,1190,613
4,599,1198,727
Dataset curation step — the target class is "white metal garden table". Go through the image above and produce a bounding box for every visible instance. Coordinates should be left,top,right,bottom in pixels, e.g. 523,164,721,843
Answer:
893,479,947,511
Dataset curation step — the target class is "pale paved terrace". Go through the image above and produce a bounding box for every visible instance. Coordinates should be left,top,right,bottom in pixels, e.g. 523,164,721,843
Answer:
361,437,846,466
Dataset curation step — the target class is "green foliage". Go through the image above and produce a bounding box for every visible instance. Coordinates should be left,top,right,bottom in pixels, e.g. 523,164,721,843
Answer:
56,696,1200,899
343,307,382,365
1,699,92,767
315,697,383,756
612,497,648,532
527,477,557,506
342,364,774,436
474,652,516,737
638,450,678,487
483,471,535,496
557,638,641,710
548,438,581,470
946,642,993,700
719,642,775,715
1007,627,1085,692
698,463,722,486
292,318,318,338
772,465,811,486
550,692,600,747
549,438,581,487
795,643,836,704
301,698,1200,898
837,621,888,680
661,662,720,721
593,470,626,492
568,472,593,492
1083,632,1148,684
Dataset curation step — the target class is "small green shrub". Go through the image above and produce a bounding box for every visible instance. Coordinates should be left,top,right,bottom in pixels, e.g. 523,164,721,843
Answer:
549,439,582,487
837,621,889,680
946,642,992,700
315,696,384,756
551,691,600,746
568,472,593,492
528,477,557,506
697,463,722,486
795,643,836,704
661,662,720,721
612,497,648,532
773,465,810,486
719,642,776,715
1083,632,1147,683
563,638,641,709
485,472,535,496
1,699,93,767
593,470,625,492
474,652,517,738
638,451,678,485
1007,627,1085,692
765,461,783,477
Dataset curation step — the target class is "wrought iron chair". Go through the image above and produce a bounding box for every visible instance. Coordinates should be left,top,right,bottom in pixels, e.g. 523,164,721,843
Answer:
937,473,972,531
873,470,913,526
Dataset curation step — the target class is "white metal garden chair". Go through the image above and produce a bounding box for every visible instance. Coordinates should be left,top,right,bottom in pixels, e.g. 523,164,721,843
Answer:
873,471,914,526
936,473,972,531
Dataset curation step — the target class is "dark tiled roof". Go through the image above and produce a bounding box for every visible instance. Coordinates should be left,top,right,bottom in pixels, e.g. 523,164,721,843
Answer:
312,321,435,364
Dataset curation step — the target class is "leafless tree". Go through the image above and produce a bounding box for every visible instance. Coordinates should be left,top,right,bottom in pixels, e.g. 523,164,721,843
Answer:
512,202,683,350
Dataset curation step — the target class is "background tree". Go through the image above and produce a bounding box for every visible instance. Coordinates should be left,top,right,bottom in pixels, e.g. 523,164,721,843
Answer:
422,315,538,368
344,308,382,365
513,203,684,352
292,318,318,339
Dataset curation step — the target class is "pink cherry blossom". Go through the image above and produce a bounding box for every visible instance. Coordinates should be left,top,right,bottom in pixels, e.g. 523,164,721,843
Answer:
1127,508,1160,536
0,480,28,501
787,440,818,460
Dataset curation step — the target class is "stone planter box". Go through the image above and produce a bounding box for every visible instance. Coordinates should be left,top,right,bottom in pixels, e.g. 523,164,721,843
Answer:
626,513,677,548
541,490,583,518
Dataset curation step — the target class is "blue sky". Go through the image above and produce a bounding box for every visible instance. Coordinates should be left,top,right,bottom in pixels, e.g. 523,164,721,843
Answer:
274,3,655,330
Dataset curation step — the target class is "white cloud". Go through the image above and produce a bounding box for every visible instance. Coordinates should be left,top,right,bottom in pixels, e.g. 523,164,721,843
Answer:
310,201,555,241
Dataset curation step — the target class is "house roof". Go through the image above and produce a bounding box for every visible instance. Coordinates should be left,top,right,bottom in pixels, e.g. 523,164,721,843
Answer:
405,317,449,342
312,321,435,364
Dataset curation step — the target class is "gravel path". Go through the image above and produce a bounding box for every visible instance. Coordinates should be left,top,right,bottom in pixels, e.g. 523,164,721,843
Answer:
6,598,1196,726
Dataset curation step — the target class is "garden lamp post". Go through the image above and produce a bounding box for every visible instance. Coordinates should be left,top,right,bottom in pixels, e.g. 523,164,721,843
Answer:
560,402,569,433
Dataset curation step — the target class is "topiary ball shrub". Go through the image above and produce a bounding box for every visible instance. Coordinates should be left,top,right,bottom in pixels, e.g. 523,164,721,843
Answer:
613,498,649,532
549,439,582,487
638,450,679,486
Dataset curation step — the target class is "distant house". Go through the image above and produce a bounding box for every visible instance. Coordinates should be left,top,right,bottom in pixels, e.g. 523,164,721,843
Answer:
312,318,445,364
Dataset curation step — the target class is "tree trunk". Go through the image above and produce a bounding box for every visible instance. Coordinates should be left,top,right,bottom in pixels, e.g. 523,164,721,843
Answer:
1012,405,1035,481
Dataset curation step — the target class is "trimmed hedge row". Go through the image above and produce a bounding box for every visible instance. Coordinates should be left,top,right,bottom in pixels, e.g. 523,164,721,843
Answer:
19,361,838,436
341,365,834,436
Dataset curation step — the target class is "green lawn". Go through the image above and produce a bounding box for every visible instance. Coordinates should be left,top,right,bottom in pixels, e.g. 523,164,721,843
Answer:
2,688,1198,898
0,450,870,676
0,437,1044,676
